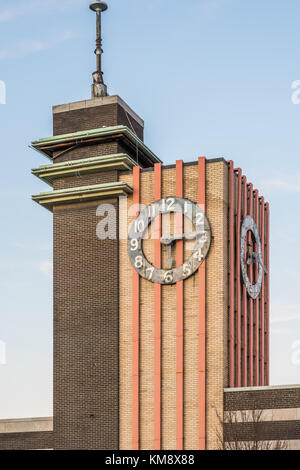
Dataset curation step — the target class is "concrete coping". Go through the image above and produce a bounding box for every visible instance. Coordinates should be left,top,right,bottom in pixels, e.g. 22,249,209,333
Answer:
0,417,53,434
224,384,300,392
52,95,144,129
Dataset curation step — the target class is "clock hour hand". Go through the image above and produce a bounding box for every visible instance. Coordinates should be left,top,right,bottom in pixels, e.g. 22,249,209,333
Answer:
161,234,183,269
160,234,179,269
161,232,200,269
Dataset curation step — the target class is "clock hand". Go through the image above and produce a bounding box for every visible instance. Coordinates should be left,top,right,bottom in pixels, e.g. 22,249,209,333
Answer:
161,233,184,246
252,252,268,274
161,231,208,268
161,230,202,245
167,245,173,269
161,234,184,269
247,252,268,274
161,236,179,268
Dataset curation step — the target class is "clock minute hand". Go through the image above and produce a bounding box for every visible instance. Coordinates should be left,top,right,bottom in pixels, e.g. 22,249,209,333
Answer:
253,253,268,275
247,252,268,274
161,231,204,269
161,231,198,245
161,233,184,246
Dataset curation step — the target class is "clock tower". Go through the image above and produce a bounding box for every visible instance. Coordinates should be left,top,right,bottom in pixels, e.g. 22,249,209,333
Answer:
31,1,270,450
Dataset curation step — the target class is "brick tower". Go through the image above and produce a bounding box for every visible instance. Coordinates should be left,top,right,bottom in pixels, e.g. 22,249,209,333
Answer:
31,2,161,449
32,96,161,449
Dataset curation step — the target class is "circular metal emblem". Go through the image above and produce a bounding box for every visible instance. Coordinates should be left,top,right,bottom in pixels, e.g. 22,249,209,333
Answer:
128,197,212,285
240,216,265,300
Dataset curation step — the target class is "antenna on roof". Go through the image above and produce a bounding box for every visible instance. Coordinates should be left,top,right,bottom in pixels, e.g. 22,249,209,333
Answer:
89,1,108,98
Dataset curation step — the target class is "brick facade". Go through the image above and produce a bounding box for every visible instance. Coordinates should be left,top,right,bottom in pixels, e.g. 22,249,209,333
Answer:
0,432,53,450
53,99,144,140
225,386,300,411
119,160,228,450
50,97,146,450
224,386,300,448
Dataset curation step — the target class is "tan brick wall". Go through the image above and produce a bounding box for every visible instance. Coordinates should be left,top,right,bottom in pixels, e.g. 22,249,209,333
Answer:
119,174,133,450
183,164,200,450
140,172,155,450
119,161,229,450
161,168,177,450
206,161,229,449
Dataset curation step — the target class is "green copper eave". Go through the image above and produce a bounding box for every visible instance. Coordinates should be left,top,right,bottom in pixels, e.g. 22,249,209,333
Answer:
31,125,162,165
32,181,133,211
32,153,138,186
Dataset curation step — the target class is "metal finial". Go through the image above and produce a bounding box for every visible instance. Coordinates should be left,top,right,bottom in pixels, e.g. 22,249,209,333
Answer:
90,1,108,98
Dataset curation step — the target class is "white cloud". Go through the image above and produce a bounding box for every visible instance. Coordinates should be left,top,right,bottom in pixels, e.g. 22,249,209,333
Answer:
39,260,53,278
259,175,300,195
0,31,73,61
271,303,300,324
0,0,86,23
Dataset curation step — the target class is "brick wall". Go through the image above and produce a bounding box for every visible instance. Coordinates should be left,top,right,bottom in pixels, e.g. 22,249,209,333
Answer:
0,432,53,450
50,95,147,449
51,98,140,449
53,102,143,140
206,160,229,449
225,386,300,410
119,160,229,450
224,386,300,448
53,199,119,450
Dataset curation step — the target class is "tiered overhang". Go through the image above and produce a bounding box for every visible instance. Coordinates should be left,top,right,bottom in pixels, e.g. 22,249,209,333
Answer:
31,125,162,167
32,181,133,211
32,153,137,186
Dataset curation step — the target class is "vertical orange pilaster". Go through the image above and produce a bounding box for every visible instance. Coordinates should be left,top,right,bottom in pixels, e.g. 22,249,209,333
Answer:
242,176,248,387
198,157,206,450
254,190,259,386
176,160,184,450
265,202,270,385
259,197,265,386
154,163,162,450
132,166,140,450
248,183,254,387
235,169,242,388
229,161,235,388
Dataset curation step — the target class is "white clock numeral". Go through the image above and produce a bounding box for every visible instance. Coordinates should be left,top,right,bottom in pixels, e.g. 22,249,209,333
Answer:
196,212,204,225
148,205,154,219
146,267,154,280
164,271,174,284
199,232,208,247
194,250,204,262
135,219,145,233
184,201,192,216
183,263,192,277
166,198,175,211
130,239,139,251
135,256,143,269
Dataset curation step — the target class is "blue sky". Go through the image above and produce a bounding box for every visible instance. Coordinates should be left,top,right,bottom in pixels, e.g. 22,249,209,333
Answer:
0,0,300,419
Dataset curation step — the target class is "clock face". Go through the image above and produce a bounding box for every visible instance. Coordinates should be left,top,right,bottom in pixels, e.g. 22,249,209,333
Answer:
128,197,212,285
240,215,267,300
